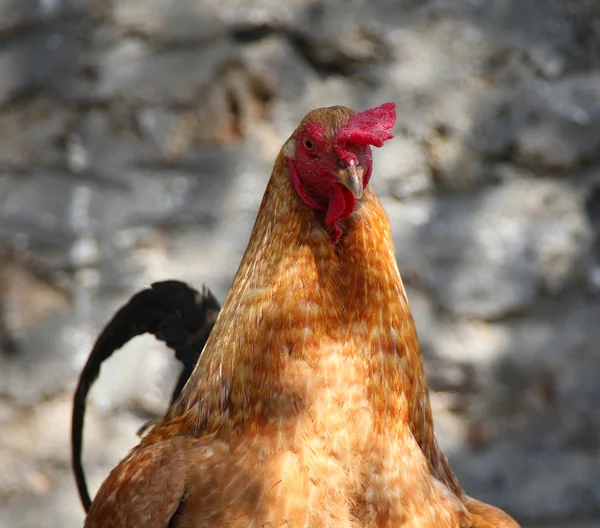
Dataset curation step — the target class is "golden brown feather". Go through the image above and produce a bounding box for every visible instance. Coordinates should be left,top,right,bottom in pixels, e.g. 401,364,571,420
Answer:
85,104,519,528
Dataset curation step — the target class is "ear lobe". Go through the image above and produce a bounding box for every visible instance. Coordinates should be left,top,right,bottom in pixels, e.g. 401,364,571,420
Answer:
282,138,297,159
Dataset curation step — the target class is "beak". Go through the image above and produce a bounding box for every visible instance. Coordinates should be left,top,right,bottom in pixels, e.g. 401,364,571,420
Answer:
335,160,364,199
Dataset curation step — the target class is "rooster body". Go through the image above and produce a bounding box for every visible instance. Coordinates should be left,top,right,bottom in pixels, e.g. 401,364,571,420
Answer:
85,105,518,527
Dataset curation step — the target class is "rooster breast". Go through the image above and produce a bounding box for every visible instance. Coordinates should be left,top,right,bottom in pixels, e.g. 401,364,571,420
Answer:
169,340,469,528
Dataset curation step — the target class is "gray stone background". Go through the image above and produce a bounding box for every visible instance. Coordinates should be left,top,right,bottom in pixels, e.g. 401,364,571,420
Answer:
0,0,599,526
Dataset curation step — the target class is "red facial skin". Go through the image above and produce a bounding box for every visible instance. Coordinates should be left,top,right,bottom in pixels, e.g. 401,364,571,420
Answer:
287,102,396,244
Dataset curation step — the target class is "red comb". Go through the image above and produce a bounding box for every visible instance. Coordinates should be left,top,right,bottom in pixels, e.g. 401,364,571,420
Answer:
334,102,396,154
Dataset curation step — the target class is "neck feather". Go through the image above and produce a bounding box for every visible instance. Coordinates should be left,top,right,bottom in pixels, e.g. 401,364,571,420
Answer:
151,157,433,457
337,192,435,453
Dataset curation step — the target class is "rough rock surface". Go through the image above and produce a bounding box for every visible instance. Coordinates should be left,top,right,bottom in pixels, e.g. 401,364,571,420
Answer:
1,1,600,526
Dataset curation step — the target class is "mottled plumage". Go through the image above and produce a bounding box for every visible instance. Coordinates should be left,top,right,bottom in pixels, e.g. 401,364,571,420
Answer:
85,104,519,527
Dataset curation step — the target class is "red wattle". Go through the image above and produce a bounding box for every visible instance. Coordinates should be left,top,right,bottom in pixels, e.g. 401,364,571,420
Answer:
324,184,357,244
339,187,356,219
324,184,345,227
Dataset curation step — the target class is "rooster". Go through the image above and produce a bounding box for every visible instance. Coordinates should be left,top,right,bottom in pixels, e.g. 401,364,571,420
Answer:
83,103,519,527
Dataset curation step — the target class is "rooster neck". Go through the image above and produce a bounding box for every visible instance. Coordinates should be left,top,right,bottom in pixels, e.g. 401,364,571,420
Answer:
152,165,432,459
154,156,341,437
337,190,435,453
336,192,462,496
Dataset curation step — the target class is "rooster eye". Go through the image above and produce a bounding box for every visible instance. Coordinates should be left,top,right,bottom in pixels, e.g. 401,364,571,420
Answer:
303,138,317,153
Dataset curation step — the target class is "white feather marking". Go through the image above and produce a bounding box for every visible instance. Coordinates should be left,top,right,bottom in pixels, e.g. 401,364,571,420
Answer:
282,138,297,159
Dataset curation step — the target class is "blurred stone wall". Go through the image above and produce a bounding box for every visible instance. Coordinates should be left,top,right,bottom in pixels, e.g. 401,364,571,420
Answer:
1,1,599,526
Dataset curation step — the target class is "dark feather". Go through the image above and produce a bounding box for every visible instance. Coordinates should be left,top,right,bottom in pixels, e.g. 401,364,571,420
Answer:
71,280,220,512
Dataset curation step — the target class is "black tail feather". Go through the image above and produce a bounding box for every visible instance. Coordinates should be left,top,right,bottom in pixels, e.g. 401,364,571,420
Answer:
71,280,220,512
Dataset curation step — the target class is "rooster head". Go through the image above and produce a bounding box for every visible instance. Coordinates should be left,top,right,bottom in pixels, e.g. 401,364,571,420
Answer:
283,102,396,244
